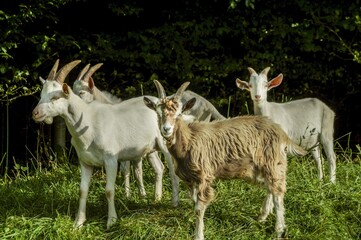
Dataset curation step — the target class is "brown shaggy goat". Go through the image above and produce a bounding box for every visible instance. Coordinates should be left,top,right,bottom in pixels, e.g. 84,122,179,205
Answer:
144,80,307,240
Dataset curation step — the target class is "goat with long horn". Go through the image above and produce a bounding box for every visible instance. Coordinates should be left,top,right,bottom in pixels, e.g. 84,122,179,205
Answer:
32,61,180,229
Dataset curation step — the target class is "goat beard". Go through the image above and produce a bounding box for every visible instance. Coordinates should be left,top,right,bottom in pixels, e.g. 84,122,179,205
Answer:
44,116,53,124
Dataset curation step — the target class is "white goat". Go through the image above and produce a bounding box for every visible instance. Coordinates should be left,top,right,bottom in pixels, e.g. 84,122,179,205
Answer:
143,80,306,240
72,63,122,104
73,63,164,201
168,90,226,121
32,60,180,229
236,67,336,183
72,64,225,122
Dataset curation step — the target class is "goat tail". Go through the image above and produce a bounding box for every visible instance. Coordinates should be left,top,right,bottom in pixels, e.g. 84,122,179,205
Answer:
286,140,307,157
320,104,336,147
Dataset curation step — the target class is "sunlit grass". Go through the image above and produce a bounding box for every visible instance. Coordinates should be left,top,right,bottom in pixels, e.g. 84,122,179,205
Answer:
0,144,361,240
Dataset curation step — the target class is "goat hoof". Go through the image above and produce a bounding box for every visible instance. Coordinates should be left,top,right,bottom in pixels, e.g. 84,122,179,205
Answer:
154,195,162,202
73,221,84,229
172,200,180,207
125,194,131,200
257,215,267,223
140,190,147,198
276,228,288,240
106,217,118,230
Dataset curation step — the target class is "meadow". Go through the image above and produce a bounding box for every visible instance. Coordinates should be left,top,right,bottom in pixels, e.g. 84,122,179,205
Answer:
0,140,360,240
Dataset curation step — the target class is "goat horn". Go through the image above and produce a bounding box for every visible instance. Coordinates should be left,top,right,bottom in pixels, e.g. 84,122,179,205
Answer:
174,82,190,101
76,63,91,81
260,67,271,76
247,67,257,75
47,59,60,80
153,80,166,99
82,63,103,82
55,60,81,84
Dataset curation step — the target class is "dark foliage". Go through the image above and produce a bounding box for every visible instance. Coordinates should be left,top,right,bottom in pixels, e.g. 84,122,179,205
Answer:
0,0,360,171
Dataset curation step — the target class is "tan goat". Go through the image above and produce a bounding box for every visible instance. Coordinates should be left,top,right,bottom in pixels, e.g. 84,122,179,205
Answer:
143,80,307,240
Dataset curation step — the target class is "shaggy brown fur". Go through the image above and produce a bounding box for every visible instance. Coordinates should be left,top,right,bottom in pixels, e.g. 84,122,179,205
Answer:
169,115,304,204
144,80,307,240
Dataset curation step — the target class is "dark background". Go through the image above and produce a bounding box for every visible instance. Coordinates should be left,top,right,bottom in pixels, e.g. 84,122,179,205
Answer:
0,0,360,173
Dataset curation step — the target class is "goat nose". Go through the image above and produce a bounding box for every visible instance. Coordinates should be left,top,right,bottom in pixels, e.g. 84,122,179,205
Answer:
255,95,261,100
163,126,171,133
33,109,39,117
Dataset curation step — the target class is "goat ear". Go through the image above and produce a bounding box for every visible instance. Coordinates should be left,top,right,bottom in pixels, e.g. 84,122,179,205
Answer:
89,77,95,92
143,97,156,110
182,97,196,112
236,78,250,91
267,73,283,90
62,83,71,96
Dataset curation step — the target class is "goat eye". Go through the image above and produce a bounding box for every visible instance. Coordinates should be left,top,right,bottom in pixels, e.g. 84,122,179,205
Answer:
51,96,59,101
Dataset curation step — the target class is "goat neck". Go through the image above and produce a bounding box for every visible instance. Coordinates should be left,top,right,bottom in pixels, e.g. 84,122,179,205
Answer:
167,117,192,156
253,100,271,116
62,89,95,148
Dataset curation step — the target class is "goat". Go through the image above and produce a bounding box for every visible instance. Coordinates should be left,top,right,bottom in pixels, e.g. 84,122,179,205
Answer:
168,90,226,121
32,60,180,229
73,63,164,201
73,64,225,122
236,67,336,183
73,64,225,200
143,80,307,240
72,63,122,104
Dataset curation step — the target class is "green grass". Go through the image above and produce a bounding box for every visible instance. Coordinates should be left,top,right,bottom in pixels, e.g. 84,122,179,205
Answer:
1,147,361,240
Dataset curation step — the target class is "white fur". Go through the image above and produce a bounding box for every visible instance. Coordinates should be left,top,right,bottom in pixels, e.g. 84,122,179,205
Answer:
236,67,336,183
168,90,226,121
33,78,180,229
73,73,164,201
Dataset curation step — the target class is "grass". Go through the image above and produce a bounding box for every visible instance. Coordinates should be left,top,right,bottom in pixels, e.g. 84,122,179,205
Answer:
1,145,361,240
